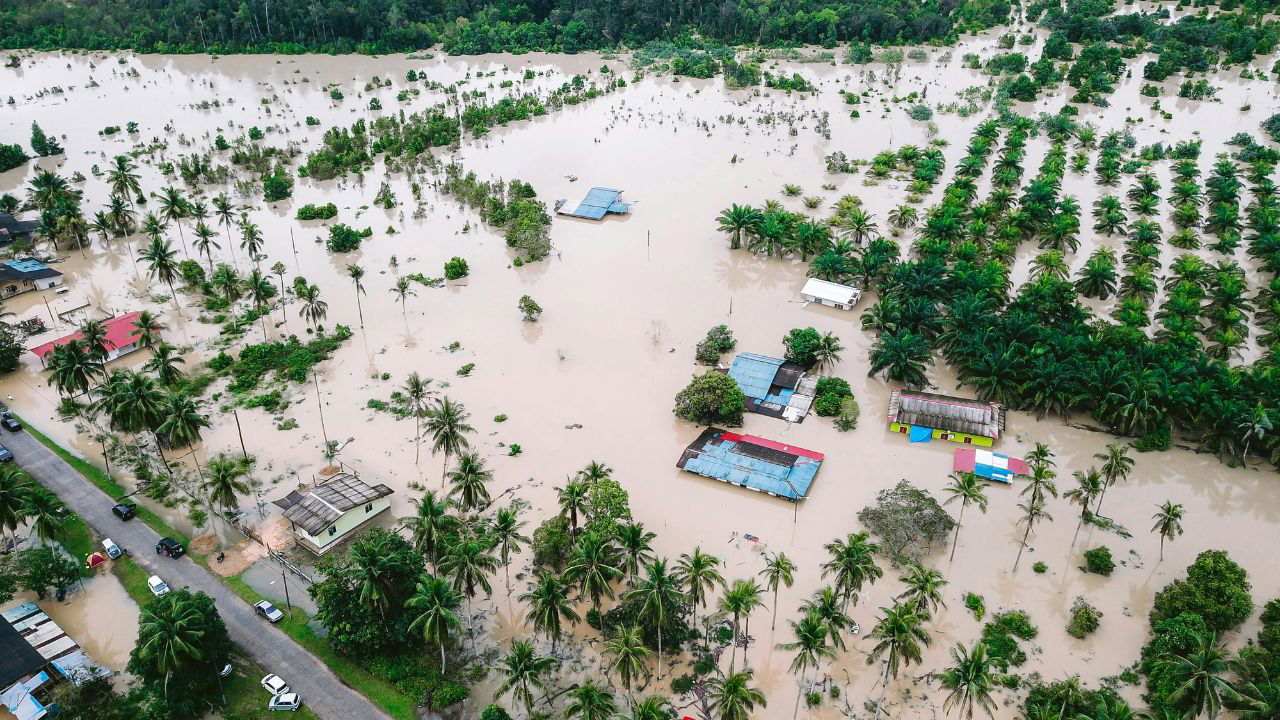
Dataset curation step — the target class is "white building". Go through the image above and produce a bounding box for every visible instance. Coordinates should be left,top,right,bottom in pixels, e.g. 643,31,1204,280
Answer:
0,259,62,298
800,277,862,310
279,473,394,555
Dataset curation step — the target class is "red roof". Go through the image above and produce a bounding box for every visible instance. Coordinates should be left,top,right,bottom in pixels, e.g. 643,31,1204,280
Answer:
719,431,825,461
30,312,144,360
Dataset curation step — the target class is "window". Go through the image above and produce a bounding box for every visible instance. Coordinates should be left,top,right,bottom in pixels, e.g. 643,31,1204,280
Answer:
327,526,336,537
964,436,973,444
365,503,372,513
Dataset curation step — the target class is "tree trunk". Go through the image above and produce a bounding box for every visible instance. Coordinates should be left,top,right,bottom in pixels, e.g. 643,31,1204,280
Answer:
771,588,780,630
1071,510,1086,547
1013,521,1034,571
950,500,967,562
354,288,364,327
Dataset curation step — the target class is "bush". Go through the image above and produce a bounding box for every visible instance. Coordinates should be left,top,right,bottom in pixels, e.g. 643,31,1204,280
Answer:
178,260,205,286
326,223,369,253
1083,546,1115,576
518,295,542,321
908,104,934,121
429,682,468,710
262,163,293,202
782,327,822,368
965,592,986,621
834,396,860,431
296,202,338,220
673,371,746,426
1067,597,1103,639
480,706,513,720
671,674,695,694
695,324,736,365
0,143,27,173
1033,561,1047,574
531,515,572,570
982,610,1038,671
1264,113,1280,143
813,376,852,416
443,257,469,280
1150,550,1252,632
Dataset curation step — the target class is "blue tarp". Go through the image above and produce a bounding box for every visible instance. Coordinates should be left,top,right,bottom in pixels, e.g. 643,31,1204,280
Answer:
909,425,933,443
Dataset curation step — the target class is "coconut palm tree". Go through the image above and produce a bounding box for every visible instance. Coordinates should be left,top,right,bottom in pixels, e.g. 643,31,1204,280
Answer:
1156,632,1233,720
799,586,854,651
238,216,263,262
941,641,997,720
565,682,616,720
519,570,579,652
867,603,931,718
676,546,724,645
243,267,274,336
401,372,435,464
1093,443,1134,515
401,490,456,570
446,452,492,517
813,332,844,374
1013,499,1052,571
106,194,137,237
157,186,190,256
135,593,206,699
202,454,249,530
705,668,767,720
1064,468,1104,546
1019,463,1059,507
347,264,367,327
626,696,674,720
145,343,186,386
439,539,497,618
557,479,589,535
759,551,795,630
141,236,182,309
424,397,473,486
605,625,651,710
1151,500,1185,562
778,611,835,718
0,467,32,547
717,204,763,250
391,276,416,320
821,531,882,608
132,310,167,349
406,574,463,670
617,522,656,580
718,578,764,670
896,563,947,616
495,638,558,716
579,460,613,486
628,557,683,680
296,283,327,328
211,262,242,304
192,222,220,274
564,531,622,614
21,489,67,542
942,471,988,562
490,505,528,592
107,155,142,204
156,392,208,448
45,339,104,398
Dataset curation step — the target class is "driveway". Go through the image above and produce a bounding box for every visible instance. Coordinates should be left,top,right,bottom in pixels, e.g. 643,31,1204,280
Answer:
5,426,392,720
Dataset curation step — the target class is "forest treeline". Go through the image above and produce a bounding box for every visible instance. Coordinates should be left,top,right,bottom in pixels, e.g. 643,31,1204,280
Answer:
0,0,1012,54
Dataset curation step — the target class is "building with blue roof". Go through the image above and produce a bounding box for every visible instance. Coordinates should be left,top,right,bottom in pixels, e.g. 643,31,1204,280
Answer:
555,187,630,220
725,352,817,422
0,258,62,298
677,428,824,502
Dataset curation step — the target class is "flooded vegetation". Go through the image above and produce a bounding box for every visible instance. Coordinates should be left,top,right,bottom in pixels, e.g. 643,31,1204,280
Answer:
2,3,1280,717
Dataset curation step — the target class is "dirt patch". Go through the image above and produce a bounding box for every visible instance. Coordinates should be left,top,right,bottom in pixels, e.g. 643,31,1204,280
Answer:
189,533,218,556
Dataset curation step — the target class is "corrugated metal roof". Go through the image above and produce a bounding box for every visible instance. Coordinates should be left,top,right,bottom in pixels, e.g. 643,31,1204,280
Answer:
888,389,1005,439
676,428,823,501
557,188,631,220
727,352,784,401
283,473,393,535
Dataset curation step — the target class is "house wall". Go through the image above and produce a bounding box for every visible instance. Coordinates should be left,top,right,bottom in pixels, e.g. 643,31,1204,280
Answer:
801,293,853,310
294,496,392,554
105,342,140,363
34,277,61,291
888,422,995,447
0,276,62,298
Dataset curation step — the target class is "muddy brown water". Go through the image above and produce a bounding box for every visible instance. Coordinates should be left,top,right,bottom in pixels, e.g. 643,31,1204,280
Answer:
2,24,1279,717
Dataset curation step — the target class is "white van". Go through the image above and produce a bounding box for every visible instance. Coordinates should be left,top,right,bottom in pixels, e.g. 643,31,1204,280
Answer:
102,538,121,559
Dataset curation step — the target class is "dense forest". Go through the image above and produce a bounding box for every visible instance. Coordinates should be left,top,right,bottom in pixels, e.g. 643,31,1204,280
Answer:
0,0,1012,54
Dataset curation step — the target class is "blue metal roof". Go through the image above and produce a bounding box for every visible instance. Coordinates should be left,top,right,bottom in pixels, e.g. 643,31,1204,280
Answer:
680,435,821,501
561,188,631,220
727,353,784,401
4,259,49,273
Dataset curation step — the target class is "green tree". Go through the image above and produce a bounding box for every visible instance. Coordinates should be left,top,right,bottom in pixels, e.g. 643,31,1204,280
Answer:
716,204,762,250
141,236,182,309
1151,501,1185,562
144,343,187,387
821,531,882,608
128,589,233,713
201,454,248,537
617,522,656,580
868,329,931,386
1013,499,1051,572
406,574,463,670
1093,442,1134,515
490,505,529,592
896,562,947,616
347,264,367,326
673,371,746,426
424,397,473,486
519,570,579,652
495,639,558,717
391,276,416,320
782,327,823,368
447,452,492,517
777,612,835,715
557,479,589,535
0,467,32,546
20,489,67,543
1064,468,1104,546
941,641,997,720
564,531,622,614
705,668,767,720
1155,632,1233,720
718,578,764,671
759,551,796,630
565,682,616,720
156,392,208,448
605,625,651,710
867,603,932,717
401,489,456,571
942,471,988,562
676,546,725,644
628,557,684,679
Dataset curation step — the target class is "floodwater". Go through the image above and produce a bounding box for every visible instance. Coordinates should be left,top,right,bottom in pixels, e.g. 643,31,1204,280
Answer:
3,18,1280,717
2,568,140,673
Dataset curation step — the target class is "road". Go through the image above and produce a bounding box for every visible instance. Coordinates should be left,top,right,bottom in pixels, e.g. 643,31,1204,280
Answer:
5,426,392,720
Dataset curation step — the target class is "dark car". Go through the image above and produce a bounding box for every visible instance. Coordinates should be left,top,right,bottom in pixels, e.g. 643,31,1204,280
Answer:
112,502,137,521
155,537,185,558
1,413,20,432
0,445,11,463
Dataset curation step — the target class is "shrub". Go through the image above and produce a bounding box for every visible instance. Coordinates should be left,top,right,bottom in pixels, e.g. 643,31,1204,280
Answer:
532,515,572,570
443,257,469,280
518,295,542,321
1083,546,1115,576
782,327,822,368
813,376,852,416
1150,550,1252,632
326,223,369,253
834,396,860,431
1033,561,1047,574
1264,113,1280,143
1067,597,1103,639
178,260,205,285
429,683,468,709
673,371,746,426
480,706,513,720
695,324,737,365
0,143,27,173
982,610,1038,671
457,363,475,377
965,592,986,621
671,675,695,694
295,202,338,220
908,104,934,121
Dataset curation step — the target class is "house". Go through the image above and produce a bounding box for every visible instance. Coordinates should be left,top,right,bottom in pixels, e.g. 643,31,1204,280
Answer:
0,259,63,298
887,389,1006,447
1,602,105,720
0,213,39,246
800,277,862,310
953,448,1030,483
29,312,145,365
278,473,394,554
554,187,630,220
676,427,824,502
725,352,817,422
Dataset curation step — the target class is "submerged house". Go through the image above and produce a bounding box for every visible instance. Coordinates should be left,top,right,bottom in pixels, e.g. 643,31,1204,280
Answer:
800,277,862,310
677,427,824,502
726,352,817,422
0,259,63,298
555,187,630,220
0,212,39,246
278,473,394,554
2,602,105,720
29,312,144,366
953,448,1030,483
886,389,1006,447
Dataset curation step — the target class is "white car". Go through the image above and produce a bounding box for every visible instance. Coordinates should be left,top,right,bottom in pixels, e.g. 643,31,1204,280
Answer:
261,674,290,696
146,575,170,597
254,599,284,623
269,693,301,712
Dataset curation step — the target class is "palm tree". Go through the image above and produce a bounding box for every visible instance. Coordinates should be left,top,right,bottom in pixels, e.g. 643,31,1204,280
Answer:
495,639,558,716
628,557,683,680
1019,462,1059,507
896,563,947,616
21,489,67,542
1156,632,1233,720
867,603,931,718
1013,499,1052,571
626,696,674,720
579,460,613,486
440,539,497,616
406,574,463,670
605,625,651,710
617,522,656,580
1093,443,1134,515
942,471,988,562
777,612,835,717
156,392,209,448
565,682,616,720
296,283,327,328
45,340,104,398
813,332,844,374
490,505,529,592
1064,468,1104,546
157,186,190,256
705,668,767,720
888,204,919,231
718,578,763,670
242,267,275,336
0,467,33,546
401,372,435,464
347,264,367,326
759,551,795,630
144,343,186,386
238,216,263,262
131,310,167,349
192,222,220,274
391,276,416,320
447,452,492,516
867,329,931,387
141,236,182,309
557,479,589,535
401,490,455,570
1151,500,1185,562
135,594,206,699
676,546,725,643
821,531,882,608
716,204,762,250
519,570,580,652
107,155,142,204
564,531,622,613
424,397,472,487
1238,404,1273,461
941,641,997,720
106,194,137,237
202,454,249,530
799,586,854,651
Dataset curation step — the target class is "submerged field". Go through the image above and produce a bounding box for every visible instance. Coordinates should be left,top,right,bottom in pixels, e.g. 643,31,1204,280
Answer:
3,21,1280,719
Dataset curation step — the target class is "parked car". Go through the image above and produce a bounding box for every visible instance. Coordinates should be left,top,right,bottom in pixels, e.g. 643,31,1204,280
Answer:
1,413,21,431
269,693,301,712
102,538,122,559
253,600,284,623
0,446,12,463
111,502,137,521
261,674,290,696
219,664,233,678
146,575,170,597
155,537,185,558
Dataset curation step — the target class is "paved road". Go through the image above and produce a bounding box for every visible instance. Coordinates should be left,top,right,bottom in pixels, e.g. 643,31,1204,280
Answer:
6,426,392,720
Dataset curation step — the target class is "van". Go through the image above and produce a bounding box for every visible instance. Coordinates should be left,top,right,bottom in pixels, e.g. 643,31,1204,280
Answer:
102,538,121,559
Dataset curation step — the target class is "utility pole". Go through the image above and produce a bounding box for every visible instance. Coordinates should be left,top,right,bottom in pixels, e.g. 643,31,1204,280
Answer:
232,407,249,461
313,372,329,450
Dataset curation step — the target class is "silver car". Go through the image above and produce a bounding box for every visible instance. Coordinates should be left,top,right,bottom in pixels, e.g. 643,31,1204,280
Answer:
269,693,301,712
